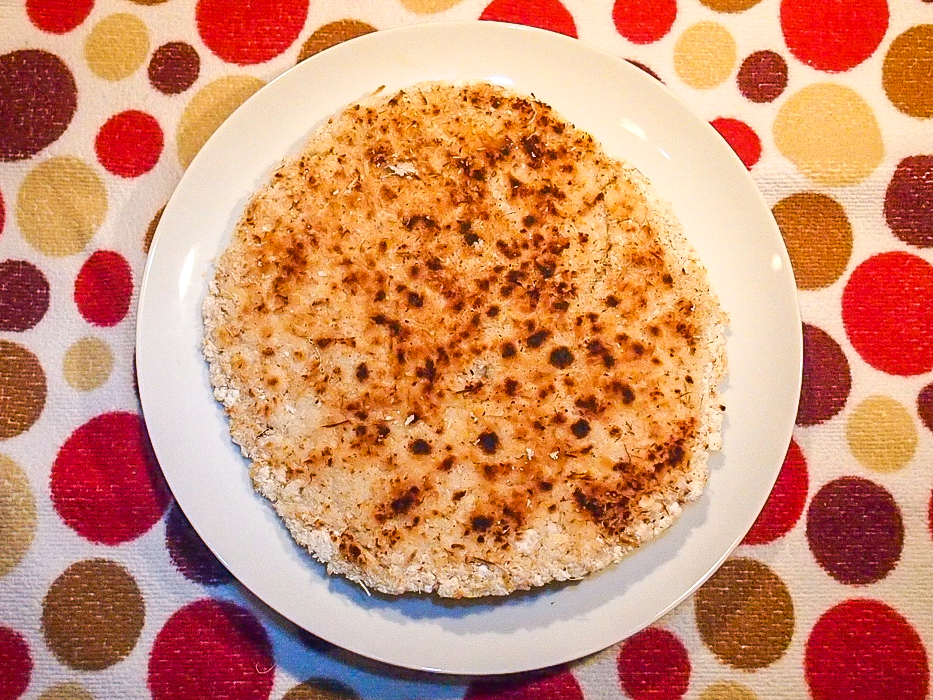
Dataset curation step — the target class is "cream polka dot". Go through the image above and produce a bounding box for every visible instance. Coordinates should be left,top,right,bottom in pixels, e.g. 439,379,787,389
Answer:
846,395,917,472
0,454,36,578
674,22,737,89
17,156,107,256
774,83,883,186
700,681,758,700
85,13,149,81
38,682,95,700
63,337,113,391
177,76,265,168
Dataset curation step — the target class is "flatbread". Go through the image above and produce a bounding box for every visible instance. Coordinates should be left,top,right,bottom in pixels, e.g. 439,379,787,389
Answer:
203,81,727,598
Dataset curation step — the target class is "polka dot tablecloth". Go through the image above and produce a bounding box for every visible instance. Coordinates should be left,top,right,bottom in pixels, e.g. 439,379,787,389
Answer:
1,0,932,698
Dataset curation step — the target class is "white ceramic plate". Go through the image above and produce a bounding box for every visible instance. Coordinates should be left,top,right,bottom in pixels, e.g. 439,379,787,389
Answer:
137,21,801,676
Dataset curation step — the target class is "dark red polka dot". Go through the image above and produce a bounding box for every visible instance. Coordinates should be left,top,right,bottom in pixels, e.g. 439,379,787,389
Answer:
919,383,933,434
165,505,232,586
711,117,761,168
737,50,788,102
149,42,200,95
148,599,274,700
627,59,663,82
0,626,31,700
842,252,933,376
74,250,133,327
796,324,851,426
613,0,676,44
26,0,93,33
884,155,933,248
51,411,171,545
465,669,585,700
618,628,690,700
805,599,929,700
806,477,902,585
929,489,933,541
743,439,809,545
196,0,308,65
0,188,5,237
480,0,578,38
781,0,888,72
0,260,50,332
0,50,77,161
95,111,163,178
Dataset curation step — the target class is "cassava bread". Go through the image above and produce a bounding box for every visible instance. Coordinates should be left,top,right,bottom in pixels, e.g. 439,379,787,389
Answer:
203,81,727,598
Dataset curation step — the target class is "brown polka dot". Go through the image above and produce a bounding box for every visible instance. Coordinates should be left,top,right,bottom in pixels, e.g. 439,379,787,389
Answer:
149,41,200,94
737,50,788,103
37,682,95,700
0,340,46,439
883,25,933,118
694,557,794,669
297,20,377,63
772,192,852,290
698,0,763,11
16,156,107,256
0,49,77,161
143,205,164,253
282,678,361,700
42,559,144,670
885,155,933,248
0,454,36,578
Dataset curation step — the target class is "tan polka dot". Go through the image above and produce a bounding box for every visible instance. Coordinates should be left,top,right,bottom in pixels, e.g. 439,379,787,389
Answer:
298,20,377,63
37,682,95,700
674,22,737,89
883,25,933,118
177,76,265,168
17,156,107,257
699,681,758,700
283,678,360,700
144,205,165,254
85,13,149,81
846,395,917,472
772,192,852,290
42,559,144,671
695,557,794,669
63,337,113,391
399,0,466,13
0,454,36,578
0,340,46,439
774,83,883,186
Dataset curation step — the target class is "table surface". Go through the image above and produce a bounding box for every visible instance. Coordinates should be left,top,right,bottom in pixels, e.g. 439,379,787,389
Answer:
2,1,932,699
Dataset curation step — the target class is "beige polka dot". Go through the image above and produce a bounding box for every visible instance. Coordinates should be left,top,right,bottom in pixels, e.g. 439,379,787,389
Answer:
0,454,36,578
283,678,360,700
85,13,149,81
846,395,917,472
674,22,737,89
774,83,883,186
399,0,466,12
177,76,265,168
17,156,107,257
0,340,46,439
38,682,95,700
42,559,145,671
63,337,113,391
699,681,758,700
298,20,377,63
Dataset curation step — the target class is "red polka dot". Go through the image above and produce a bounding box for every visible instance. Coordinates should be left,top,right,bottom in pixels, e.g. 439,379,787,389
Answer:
196,0,308,65
148,599,274,700
613,0,676,44
480,0,578,38
465,669,584,700
743,439,809,544
842,252,933,376
805,599,929,700
26,0,93,34
74,250,133,327
618,628,691,700
51,412,170,545
780,0,889,72
0,626,31,700
95,110,163,178
711,117,761,168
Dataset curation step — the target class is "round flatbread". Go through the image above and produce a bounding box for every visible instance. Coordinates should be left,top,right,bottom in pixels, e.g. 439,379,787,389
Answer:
203,81,727,598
